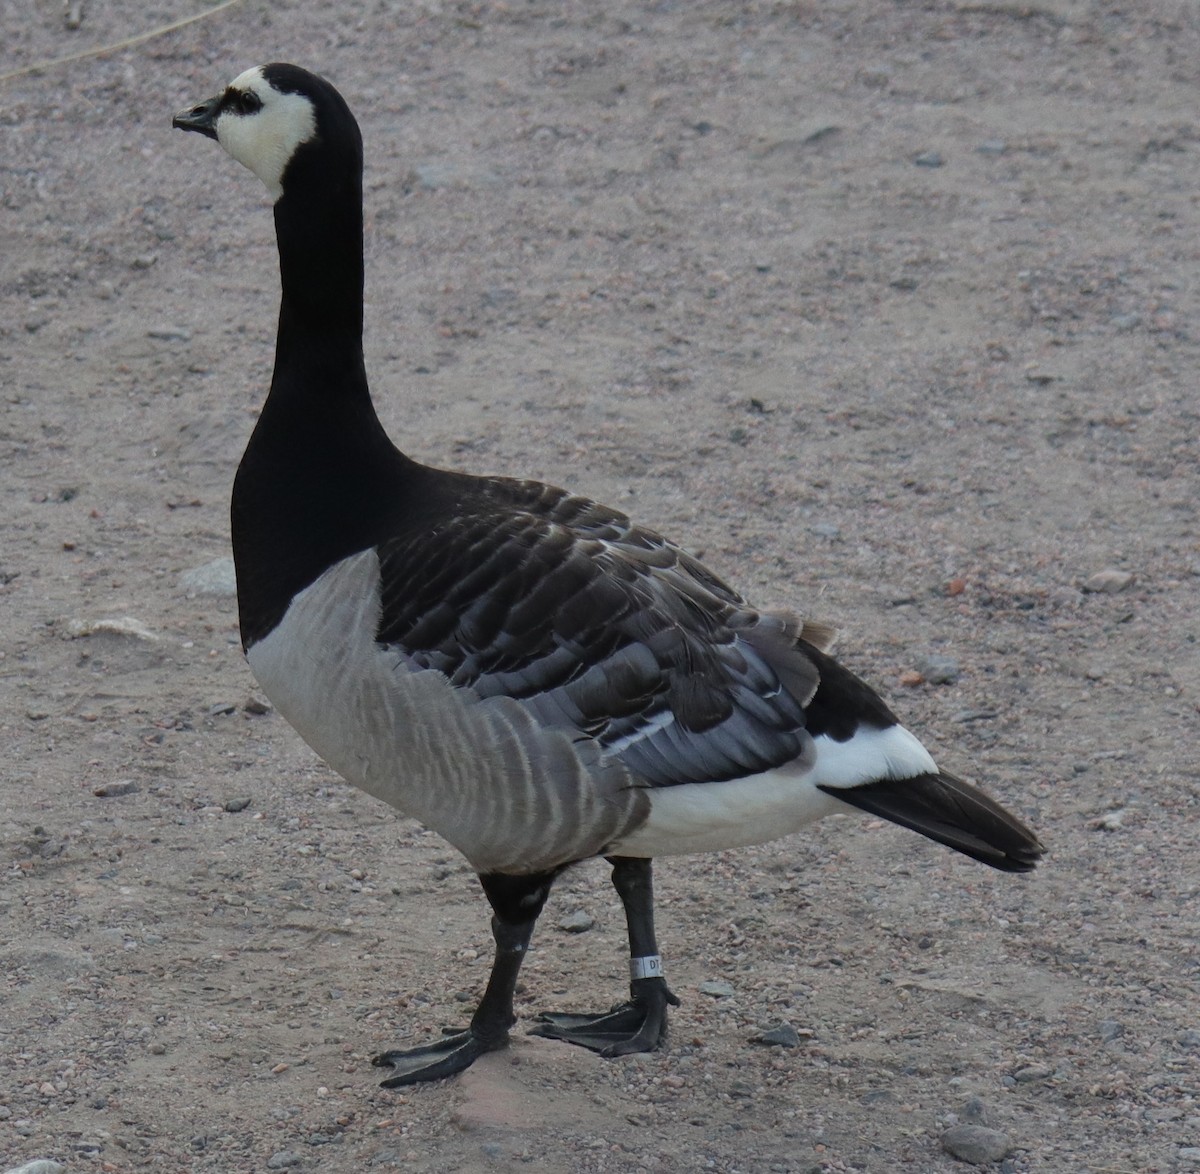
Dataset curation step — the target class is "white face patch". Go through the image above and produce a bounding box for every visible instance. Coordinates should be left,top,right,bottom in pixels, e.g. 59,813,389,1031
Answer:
215,67,317,199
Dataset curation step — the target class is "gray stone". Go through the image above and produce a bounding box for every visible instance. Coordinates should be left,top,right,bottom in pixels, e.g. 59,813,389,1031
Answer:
1082,569,1135,595
3,1163,69,1174
1177,1028,1200,1049
860,1088,894,1105
698,979,735,998
754,1023,801,1048
940,1124,1011,1164
914,150,944,168
410,161,498,190
1013,1064,1053,1082
180,556,237,597
412,162,461,189
267,1152,302,1170
809,521,841,539
960,1096,990,1124
557,909,594,933
920,654,961,685
93,779,138,797
1098,1019,1124,1043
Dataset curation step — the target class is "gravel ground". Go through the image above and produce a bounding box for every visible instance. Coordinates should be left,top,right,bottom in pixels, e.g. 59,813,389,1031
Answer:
2,1,1199,1171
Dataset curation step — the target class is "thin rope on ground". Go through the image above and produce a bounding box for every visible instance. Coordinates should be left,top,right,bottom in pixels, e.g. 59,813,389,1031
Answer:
0,0,243,85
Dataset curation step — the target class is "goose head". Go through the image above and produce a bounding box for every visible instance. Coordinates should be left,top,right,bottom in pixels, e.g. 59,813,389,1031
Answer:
173,63,360,201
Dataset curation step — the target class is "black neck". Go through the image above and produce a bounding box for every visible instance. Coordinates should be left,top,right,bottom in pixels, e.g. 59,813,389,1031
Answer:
273,170,365,343
232,132,421,648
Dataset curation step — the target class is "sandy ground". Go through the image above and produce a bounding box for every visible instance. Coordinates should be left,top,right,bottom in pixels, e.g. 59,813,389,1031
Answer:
3,1,1200,1170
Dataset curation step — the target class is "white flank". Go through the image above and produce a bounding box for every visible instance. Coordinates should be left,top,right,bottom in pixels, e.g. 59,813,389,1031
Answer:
610,724,938,858
217,67,317,199
609,765,843,857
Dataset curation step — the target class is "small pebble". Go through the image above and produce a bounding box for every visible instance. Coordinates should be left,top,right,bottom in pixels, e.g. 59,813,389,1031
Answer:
557,909,594,933
809,521,841,539
698,979,735,998
224,797,252,813
940,1124,1011,1164
914,150,944,167
753,1023,801,1048
1013,1064,1052,1083
1177,1029,1200,1049
267,1152,302,1169
93,779,138,797
3,1163,69,1174
179,556,237,597
860,1089,894,1105
920,655,960,685
1081,569,1135,594
960,1097,990,1124
1098,1019,1124,1043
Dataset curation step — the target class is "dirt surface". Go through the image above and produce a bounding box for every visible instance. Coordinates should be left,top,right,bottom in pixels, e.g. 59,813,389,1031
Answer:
3,1,1200,1170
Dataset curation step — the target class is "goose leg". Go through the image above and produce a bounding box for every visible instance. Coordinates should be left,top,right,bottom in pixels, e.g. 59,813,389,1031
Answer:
373,870,555,1087
533,856,679,1056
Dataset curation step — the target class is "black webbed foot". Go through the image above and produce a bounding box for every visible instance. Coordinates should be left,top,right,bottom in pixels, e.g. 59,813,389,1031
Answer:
532,976,680,1056
372,1027,506,1087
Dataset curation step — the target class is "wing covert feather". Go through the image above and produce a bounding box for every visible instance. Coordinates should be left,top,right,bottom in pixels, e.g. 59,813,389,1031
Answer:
376,480,824,787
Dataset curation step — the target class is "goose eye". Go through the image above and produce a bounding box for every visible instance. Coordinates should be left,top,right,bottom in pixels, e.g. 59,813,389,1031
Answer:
230,90,262,115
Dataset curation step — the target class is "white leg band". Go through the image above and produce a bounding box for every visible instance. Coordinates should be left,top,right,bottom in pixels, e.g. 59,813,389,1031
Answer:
629,954,663,981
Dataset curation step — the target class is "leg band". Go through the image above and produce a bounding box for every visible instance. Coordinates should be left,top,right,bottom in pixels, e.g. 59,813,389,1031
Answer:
629,954,663,981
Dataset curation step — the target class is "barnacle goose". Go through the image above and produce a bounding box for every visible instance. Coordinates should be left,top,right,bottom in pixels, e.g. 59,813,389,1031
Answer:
173,64,1043,1088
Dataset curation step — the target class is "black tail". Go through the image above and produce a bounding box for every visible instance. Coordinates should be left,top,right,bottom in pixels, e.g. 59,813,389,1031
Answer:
819,771,1044,873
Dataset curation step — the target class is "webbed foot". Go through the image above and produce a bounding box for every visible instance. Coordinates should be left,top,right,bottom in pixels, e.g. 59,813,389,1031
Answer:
532,978,679,1056
372,1026,507,1087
